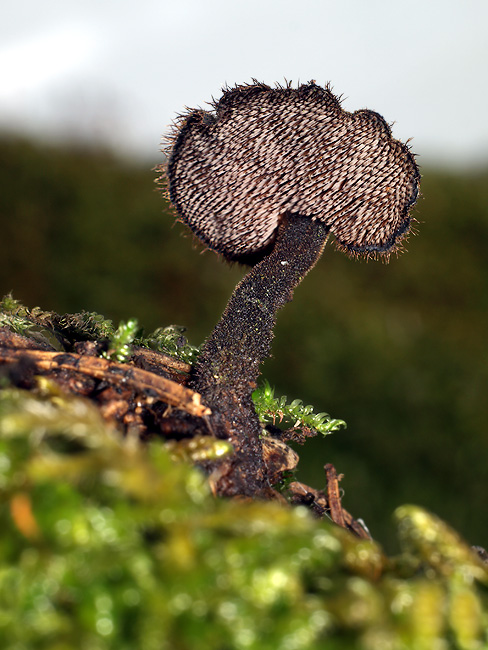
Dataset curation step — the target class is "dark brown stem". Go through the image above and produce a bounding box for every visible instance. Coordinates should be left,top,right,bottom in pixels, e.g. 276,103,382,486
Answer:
190,214,329,495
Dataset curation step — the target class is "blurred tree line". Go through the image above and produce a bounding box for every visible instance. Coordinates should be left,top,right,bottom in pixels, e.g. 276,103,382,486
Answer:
1,135,487,550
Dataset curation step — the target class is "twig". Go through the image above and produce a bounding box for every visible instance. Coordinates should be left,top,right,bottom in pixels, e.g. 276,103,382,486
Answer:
288,478,371,539
0,347,210,418
325,463,345,528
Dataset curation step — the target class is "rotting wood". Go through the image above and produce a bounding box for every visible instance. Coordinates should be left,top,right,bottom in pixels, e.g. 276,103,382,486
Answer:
0,346,210,418
130,347,191,383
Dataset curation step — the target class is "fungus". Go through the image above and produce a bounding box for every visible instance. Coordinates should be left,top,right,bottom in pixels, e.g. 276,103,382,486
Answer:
159,81,420,496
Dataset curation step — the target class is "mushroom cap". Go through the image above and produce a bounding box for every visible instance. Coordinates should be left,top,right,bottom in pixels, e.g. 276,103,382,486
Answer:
163,81,420,263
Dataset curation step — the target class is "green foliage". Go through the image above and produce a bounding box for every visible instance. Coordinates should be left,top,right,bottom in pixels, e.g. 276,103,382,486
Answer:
0,293,56,337
0,293,115,348
253,380,346,436
0,310,33,339
103,319,140,363
55,311,116,343
139,325,200,365
0,293,198,365
0,383,487,649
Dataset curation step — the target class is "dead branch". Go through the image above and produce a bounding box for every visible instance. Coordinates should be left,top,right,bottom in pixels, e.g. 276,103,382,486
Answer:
0,345,209,418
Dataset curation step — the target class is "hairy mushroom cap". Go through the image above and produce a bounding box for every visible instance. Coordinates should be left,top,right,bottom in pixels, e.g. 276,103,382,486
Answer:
162,81,420,263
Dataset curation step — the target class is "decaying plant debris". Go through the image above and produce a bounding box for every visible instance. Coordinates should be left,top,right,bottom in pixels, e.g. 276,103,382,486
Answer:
0,299,368,538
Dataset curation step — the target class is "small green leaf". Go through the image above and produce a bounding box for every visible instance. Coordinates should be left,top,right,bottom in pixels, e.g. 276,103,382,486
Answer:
103,319,140,363
141,325,200,364
252,380,346,436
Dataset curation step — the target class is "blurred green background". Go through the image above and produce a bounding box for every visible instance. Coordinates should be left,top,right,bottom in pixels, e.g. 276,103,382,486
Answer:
1,135,487,551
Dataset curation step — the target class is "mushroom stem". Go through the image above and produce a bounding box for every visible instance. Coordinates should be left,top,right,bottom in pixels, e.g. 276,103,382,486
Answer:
189,214,329,494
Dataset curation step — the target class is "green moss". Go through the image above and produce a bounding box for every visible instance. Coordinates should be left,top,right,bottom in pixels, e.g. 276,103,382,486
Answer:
253,380,346,437
1,383,487,649
0,293,116,348
139,325,200,365
0,294,199,364
103,319,140,363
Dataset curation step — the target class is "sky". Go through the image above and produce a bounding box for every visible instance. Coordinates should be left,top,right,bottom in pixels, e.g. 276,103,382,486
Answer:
1,0,487,168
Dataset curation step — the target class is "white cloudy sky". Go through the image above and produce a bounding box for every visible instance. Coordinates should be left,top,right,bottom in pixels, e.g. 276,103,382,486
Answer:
1,0,487,168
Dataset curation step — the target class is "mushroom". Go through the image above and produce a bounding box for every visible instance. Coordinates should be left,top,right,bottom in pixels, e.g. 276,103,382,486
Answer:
159,81,420,496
